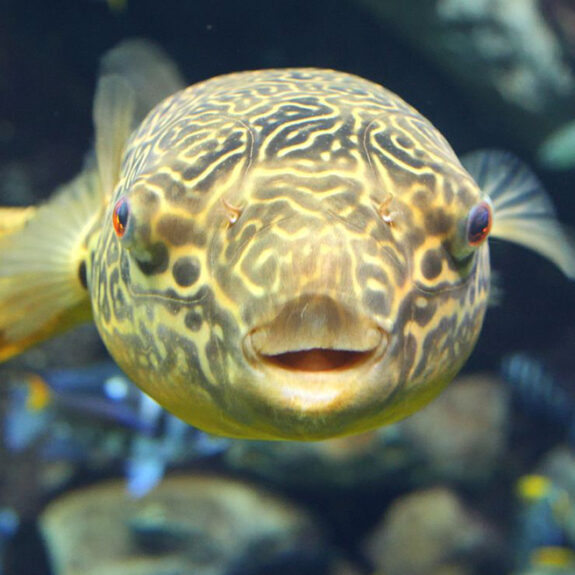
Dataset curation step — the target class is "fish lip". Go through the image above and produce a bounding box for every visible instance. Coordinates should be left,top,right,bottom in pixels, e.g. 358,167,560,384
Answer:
241,319,391,427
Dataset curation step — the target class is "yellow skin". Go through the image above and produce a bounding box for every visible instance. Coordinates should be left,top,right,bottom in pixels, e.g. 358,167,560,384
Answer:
90,69,489,439
1,47,573,440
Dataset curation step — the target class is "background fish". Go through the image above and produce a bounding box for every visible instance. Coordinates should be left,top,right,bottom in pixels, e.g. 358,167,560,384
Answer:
1,363,227,497
515,474,575,573
501,330,575,452
0,40,573,440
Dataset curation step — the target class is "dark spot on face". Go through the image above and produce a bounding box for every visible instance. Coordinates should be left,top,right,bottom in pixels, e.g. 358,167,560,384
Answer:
137,188,160,211
137,320,157,355
425,208,452,236
248,257,278,288
457,187,473,205
358,263,390,287
236,222,257,244
205,335,226,379
262,200,290,221
403,333,418,377
172,256,201,287
100,289,111,324
163,180,186,203
136,242,170,276
157,215,196,246
363,289,389,316
467,284,476,306
449,247,475,274
225,222,257,261
396,135,413,149
412,190,430,209
110,267,130,322
413,297,437,327
147,174,181,199
120,252,131,283
421,249,443,280
78,260,88,289
127,214,152,245
114,289,127,316
407,229,426,250
418,172,438,191
443,180,455,206
106,237,119,265
184,310,203,332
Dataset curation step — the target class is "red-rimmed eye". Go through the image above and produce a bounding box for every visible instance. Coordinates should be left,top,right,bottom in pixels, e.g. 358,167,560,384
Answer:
467,201,492,246
112,197,130,237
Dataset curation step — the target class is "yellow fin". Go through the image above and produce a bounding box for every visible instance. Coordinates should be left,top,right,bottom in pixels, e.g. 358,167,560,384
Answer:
0,207,36,237
0,169,102,362
463,150,575,279
0,43,168,362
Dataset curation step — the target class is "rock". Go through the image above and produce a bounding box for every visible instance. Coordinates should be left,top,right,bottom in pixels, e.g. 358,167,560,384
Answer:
40,473,327,575
363,487,494,575
399,374,508,485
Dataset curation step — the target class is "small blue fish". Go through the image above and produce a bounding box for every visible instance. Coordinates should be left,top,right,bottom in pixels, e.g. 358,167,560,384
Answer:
2,363,228,497
501,349,575,445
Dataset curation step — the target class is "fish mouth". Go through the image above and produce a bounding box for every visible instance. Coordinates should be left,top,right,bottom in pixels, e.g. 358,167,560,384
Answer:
244,295,388,375
261,348,376,372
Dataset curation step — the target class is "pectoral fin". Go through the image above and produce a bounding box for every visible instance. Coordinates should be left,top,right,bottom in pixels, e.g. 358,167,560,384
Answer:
462,150,575,279
0,73,138,362
0,41,180,363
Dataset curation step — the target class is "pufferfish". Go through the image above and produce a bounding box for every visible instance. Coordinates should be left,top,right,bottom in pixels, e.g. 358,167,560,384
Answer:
1,41,574,440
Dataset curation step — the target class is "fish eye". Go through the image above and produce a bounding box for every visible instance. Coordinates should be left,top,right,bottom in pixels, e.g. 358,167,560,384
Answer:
112,197,130,237
466,201,492,246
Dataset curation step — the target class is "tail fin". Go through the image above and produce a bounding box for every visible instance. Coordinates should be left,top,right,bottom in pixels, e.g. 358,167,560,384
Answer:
0,169,102,362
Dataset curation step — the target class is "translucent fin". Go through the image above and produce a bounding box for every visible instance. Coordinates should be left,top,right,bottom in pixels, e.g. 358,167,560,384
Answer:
96,39,185,197
0,46,145,362
100,38,185,125
0,169,101,362
94,74,136,200
462,150,575,279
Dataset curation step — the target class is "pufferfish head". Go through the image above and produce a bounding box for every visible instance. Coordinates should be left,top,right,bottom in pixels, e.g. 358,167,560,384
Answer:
90,69,518,440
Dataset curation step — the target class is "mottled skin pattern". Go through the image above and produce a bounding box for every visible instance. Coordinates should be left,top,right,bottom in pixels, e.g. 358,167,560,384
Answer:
89,69,489,440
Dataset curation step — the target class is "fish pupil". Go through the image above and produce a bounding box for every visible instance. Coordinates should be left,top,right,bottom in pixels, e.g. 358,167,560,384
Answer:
467,201,492,246
113,197,130,237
